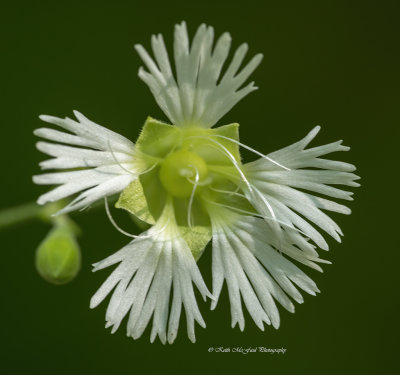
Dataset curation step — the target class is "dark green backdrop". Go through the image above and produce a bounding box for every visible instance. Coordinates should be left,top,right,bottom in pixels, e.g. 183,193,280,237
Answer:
1,1,398,374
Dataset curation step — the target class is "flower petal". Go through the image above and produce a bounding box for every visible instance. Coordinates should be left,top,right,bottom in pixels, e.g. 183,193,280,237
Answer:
39,111,134,153
209,212,319,330
90,217,212,344
246,126,357,172
135,22,262,128
244,127,359,251
34,112,139,213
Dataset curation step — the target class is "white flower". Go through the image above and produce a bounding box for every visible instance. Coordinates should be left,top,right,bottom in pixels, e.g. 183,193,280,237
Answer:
34,22,359,343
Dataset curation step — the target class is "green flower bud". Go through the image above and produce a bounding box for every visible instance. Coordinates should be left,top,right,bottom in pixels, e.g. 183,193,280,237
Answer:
35,225,81,285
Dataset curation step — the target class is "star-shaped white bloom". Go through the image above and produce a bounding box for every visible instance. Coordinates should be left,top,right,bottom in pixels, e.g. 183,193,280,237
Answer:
34,22,359,344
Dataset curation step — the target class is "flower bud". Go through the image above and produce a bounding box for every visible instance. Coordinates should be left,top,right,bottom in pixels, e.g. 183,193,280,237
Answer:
35,225,81,285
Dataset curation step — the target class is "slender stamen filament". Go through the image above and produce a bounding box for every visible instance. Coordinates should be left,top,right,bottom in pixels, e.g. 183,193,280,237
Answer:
188,135,253,192
250,187,284,252
107,139,137,176
104,196,142,238
209,134,291,171
203,198,307,236
252,187,277,221
139,161,159,175
186,165,200,227
104,197,169,239
107,139,159,176
208,186,247,199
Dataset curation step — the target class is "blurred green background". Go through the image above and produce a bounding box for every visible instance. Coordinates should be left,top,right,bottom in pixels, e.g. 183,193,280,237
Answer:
1,0,398,374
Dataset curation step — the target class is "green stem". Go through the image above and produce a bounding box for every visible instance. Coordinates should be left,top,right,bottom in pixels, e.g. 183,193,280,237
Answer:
0,195,120,231
0,202,43,229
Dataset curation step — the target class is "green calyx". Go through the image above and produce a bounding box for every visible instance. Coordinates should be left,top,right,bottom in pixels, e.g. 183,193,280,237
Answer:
116,117,248,260
135,117,241,164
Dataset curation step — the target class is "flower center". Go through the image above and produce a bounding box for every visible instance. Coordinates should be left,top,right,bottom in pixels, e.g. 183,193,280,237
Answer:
159,150,208,198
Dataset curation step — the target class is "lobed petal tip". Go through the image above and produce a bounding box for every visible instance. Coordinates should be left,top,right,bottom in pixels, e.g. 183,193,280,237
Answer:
39,114,51,122
255,53,264,62
36,195,47,205
221,32,232,41
72,109,81,117
168,333,177,344
239,42,248,51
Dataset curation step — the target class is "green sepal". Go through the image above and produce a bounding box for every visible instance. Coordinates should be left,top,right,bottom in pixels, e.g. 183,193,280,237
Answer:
116,179,156,224
136,117,180,159
136,116,241,166
179,225,212,261
116,167,168,225
181,123,241,166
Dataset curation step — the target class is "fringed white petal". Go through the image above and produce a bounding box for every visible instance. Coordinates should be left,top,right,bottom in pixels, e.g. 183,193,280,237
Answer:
244,126,360,252
210,212,319,330
90,219,212,344
36,142,133,170
34,111,138,213
135,21,263,128
38,111,134,153
246,126,357,172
